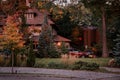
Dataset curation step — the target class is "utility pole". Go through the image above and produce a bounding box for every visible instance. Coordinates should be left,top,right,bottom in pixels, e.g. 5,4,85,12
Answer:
11,48,14,74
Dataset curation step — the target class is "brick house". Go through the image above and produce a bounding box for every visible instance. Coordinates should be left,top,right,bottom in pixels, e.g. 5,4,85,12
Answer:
83,27,100,48
23,0,72,50
0,0,71,51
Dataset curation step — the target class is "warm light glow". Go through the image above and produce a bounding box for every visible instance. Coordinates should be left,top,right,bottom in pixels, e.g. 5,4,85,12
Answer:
57,42,61,46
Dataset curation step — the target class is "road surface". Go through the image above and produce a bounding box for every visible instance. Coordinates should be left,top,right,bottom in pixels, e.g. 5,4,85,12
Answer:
0,67,120,80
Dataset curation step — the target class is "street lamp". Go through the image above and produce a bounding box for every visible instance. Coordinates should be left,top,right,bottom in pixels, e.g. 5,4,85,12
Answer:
11,48,14,74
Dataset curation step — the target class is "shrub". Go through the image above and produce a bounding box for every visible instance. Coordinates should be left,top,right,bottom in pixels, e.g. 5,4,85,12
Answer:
47,62,68,69
72,61,99,71
34,62,46,68
60,42,69,54
112,33,120,67
48,50,60,58
48,43,60,58
114,57,120,67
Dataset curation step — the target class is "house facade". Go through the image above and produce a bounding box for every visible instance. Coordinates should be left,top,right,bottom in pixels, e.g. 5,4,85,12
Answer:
83,27,100,48
0,0,71,51
25,0,71,50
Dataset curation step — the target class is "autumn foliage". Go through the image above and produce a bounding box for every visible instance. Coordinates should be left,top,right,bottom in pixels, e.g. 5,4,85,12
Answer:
0,14,24,50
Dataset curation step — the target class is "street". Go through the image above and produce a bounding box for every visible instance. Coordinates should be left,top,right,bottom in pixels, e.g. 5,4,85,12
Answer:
0,67,120,80
0,74,120,80
0,74,83,80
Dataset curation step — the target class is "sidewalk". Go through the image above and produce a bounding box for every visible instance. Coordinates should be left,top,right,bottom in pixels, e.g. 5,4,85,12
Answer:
0,67,120,80
101,67,120,73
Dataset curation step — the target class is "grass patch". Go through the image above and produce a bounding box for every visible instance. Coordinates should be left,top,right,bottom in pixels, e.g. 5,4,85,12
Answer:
35,58,62,68
35,58,111,67
77,58,111,67
35,58,61,65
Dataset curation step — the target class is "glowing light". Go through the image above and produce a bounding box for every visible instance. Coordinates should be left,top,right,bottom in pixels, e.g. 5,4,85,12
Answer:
57,42,61,46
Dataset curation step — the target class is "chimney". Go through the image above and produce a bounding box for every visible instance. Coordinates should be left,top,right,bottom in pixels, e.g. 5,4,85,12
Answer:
26,0,30,7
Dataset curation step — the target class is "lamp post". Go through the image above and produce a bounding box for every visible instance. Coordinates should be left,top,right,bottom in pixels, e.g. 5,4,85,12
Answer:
11,47,14,74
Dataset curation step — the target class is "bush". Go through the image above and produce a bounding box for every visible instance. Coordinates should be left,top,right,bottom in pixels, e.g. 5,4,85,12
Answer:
72,61,87,70
27,52,35,67
34,62,46,68
48,49,60,58
47,62,68,69
72,61,99,71
48,43,60,58
114,57,120,67
60,42,69,54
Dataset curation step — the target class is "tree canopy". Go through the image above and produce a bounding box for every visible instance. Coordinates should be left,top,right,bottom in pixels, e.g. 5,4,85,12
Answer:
0,14,24,50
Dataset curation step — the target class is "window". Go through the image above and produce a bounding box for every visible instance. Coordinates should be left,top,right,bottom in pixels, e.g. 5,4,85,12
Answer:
25,13,34,19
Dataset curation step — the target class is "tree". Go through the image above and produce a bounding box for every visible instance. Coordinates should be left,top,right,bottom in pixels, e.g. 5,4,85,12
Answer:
107,16,120,50
112,34,120,67
0,14,24,68
65,2,92,26
113,34,120,57
38,15,53,58
82,0,120,57
27,40,35,67
81,0,110,57
0,0,17,15
108,15,120,67
34,0,65,20
106,0,120,50
55,12,77,38
0,14,24,50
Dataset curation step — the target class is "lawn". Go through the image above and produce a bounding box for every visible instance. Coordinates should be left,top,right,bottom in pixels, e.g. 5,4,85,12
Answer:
35,58,111,67
78,58,111,66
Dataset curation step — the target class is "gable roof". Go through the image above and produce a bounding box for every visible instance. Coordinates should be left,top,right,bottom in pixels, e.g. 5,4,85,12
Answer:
32,35,71,42
54,35,71,42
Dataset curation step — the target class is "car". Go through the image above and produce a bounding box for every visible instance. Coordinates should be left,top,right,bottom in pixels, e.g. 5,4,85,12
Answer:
69,50,87,58
84,50,96,58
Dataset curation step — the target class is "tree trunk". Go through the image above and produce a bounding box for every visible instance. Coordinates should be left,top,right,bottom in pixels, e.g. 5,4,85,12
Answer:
101,7,108,57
